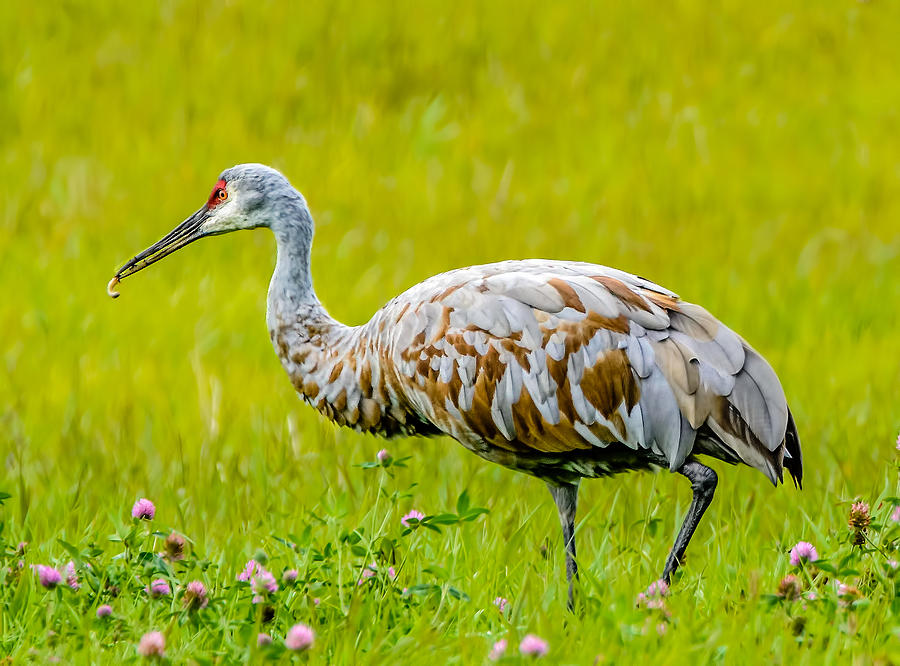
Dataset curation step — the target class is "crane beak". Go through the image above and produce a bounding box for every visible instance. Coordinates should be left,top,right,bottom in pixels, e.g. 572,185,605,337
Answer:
109,206,209,294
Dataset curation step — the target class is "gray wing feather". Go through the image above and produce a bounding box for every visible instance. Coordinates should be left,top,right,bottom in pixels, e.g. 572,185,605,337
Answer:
728,347,789,452
637,367,697,469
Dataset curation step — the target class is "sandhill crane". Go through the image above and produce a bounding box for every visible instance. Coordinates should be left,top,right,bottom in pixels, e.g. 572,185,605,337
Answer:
109,163,802,607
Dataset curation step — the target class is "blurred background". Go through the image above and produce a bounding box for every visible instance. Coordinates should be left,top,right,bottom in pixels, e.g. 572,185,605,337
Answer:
1,0,899,655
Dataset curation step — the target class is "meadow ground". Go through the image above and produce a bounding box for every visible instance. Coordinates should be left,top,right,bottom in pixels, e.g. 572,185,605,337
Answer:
2,1,900,663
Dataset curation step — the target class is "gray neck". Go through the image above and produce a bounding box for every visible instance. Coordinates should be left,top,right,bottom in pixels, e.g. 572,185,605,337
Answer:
260,188,412,437
266,197,334,335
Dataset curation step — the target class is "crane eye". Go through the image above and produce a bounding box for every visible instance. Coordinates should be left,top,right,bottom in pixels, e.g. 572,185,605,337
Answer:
216,189,228,201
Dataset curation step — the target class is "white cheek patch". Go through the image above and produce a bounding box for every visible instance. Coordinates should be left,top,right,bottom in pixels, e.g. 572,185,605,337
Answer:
201,201,243,234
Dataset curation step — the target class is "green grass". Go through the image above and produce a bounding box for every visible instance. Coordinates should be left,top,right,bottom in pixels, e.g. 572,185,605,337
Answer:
2,0,900,662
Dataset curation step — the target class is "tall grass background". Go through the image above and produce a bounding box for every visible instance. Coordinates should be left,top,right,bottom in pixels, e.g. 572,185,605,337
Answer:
1,1,899,662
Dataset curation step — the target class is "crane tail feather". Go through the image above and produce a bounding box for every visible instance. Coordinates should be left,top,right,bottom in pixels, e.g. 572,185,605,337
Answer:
782,408,803,489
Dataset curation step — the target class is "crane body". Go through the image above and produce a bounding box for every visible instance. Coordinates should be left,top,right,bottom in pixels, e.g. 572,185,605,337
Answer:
111,164,803,607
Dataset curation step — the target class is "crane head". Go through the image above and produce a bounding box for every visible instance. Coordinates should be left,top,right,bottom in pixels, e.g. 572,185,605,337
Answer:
109,164,297,297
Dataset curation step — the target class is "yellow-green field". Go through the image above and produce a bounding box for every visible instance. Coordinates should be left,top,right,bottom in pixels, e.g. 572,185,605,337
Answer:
2,1,900,663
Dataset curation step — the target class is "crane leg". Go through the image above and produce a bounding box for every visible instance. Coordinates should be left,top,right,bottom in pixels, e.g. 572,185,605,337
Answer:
547,480,580,611
661,459,718,583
